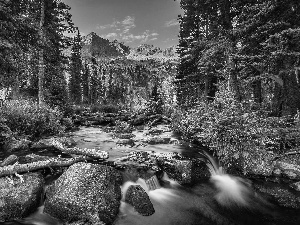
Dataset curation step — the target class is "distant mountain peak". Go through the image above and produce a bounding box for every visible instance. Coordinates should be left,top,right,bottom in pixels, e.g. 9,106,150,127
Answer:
79,32,178,61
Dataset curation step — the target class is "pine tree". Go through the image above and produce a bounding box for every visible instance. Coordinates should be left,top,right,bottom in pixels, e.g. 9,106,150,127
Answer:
236,0,300,115
69,30,82,104
82,60,90,104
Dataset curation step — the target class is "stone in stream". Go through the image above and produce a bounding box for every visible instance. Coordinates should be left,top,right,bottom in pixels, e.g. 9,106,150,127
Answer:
116,138,135,146
290,181,300,191
0,173,44,222
124,185,155,216
157,154,211,184
145,136,171,145
44,163,122,224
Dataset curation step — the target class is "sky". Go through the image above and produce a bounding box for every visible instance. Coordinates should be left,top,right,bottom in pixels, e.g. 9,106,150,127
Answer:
62,0,183,49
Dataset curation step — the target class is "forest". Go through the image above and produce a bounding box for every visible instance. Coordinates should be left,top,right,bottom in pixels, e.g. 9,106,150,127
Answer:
1,0,300,171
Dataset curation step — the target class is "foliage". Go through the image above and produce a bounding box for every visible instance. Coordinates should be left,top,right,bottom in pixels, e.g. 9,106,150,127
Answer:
177,0,300,115
172,83,300,168
0,99,64,139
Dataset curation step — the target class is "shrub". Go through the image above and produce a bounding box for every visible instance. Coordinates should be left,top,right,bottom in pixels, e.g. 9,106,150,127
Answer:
171,83,300,170
0,99,64,139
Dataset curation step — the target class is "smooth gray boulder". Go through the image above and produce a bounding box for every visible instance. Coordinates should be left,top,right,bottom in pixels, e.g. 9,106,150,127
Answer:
44,163,122,224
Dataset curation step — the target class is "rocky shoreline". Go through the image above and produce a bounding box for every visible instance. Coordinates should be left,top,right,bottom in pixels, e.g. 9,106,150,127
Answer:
1,112,300,224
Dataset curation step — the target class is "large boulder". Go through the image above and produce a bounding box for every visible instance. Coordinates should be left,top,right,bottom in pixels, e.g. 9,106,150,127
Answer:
44,163,122,224
0,173,44,222
157,153,211,184
124,185,155,216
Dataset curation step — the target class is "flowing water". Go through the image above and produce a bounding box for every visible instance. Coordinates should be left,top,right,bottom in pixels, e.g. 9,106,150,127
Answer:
1,125,300,225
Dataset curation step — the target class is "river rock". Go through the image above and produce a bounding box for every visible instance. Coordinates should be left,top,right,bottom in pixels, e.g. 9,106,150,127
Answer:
116,139,135,146
274,159,300,180
124,185,155,216
145,136,171,145
290,181,300,191
0,173,44,222
157,154,210,184
145,128,164,135
114,133,135,139
44,163,122,224
254,182,300,209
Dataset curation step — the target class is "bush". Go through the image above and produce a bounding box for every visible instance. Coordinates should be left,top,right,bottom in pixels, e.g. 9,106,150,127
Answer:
171,83,300,170
0,99,64,139
90,104,120,114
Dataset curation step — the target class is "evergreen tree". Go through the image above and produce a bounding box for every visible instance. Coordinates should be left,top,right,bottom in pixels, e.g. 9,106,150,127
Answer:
82,60,90,104
69,30,82,104
236,0,300,115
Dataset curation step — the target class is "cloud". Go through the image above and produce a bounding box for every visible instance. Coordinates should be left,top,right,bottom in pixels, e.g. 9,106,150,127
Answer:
103,33,118,39
98,16,158,44
121,30,158,43
97,16,135,34
165,19,179,27
96,19,120,30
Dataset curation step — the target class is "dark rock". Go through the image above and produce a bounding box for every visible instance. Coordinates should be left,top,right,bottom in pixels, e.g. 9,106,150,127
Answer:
116,139,135,146
44,163,122,224
254,182,300,209
157,156,210,184
90,116,114,126
145,136,170,145
0,173,44,222
130,115,147,126
145,128,164,135
125,185,155,216
0,154,18,166
3,138,32,152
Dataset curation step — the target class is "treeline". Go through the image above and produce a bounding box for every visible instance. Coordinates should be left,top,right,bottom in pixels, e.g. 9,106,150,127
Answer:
69,33,177,110
0,0,75,107
177,0,300,116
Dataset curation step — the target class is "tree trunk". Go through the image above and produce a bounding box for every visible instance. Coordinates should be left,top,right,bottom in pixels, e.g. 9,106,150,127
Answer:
227,50,242,102
252,79,262,104
38,0,45,106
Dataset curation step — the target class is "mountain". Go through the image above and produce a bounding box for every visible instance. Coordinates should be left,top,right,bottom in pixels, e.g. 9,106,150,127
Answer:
64,32,178,61
127,44,178,61
81,32,130,59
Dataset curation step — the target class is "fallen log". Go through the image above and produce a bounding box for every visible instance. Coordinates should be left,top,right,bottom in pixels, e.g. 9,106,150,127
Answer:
0,155,88,177
0,154,19,167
